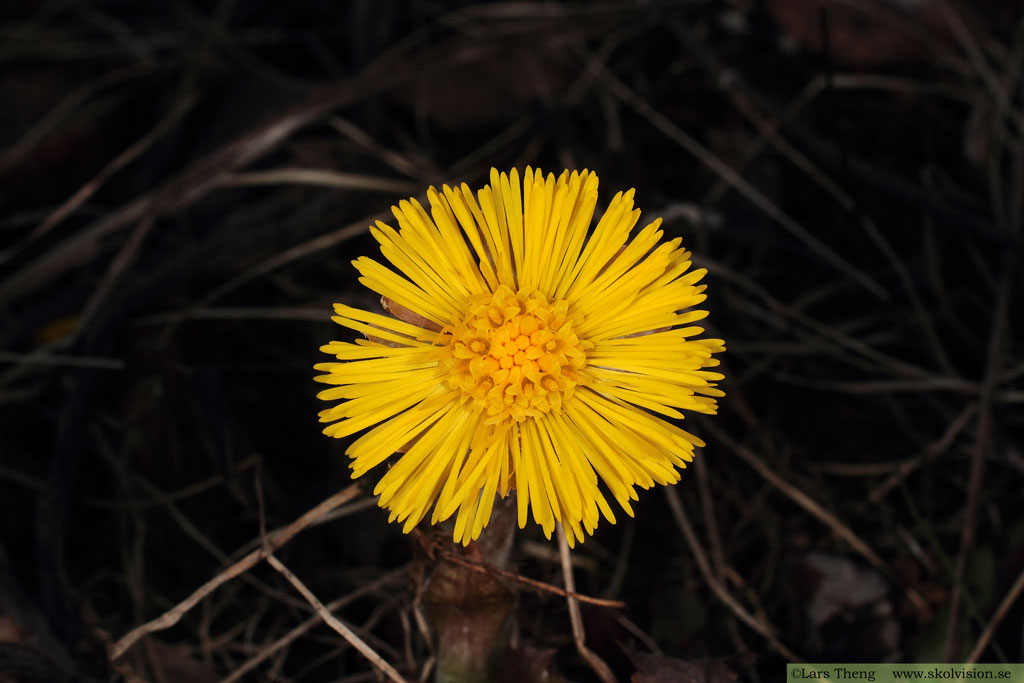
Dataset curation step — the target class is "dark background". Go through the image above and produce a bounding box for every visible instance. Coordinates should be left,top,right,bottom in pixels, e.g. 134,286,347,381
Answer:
1,1,1022,681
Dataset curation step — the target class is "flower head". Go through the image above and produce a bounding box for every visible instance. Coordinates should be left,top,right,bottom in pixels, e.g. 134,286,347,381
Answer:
316,168,724,546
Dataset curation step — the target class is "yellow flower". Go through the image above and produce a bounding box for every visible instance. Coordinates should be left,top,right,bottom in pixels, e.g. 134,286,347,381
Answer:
315,168,725,546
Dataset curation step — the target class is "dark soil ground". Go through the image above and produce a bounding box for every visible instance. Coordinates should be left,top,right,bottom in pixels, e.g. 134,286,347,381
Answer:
1,1,1022,681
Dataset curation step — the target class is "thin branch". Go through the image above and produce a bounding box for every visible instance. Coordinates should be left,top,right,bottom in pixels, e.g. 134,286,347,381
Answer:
198,208,392,304
21,94,198,256
868,402,978,503
664,488,801,661
0,60,168,173
218,168,418,194
75,215,155,338
264,553,408,683
966,565,1024,663
108,484,362,660
556,524,616,683
580,46,888,300
437,550,624,609
945,270,1011,660
702,419,931,617
0,63,410,305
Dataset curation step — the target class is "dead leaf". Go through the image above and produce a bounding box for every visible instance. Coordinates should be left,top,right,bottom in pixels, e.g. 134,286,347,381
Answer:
803,552,887,627
631,652,739,683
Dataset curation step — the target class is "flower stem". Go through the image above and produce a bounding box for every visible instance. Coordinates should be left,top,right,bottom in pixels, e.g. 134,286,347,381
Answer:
422,497,517,683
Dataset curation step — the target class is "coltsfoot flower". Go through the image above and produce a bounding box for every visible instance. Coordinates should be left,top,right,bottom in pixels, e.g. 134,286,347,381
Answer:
316,168,724,546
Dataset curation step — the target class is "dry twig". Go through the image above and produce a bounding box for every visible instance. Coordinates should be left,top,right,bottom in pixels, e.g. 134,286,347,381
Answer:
966,565,1024,663
579,45,888,300
108,484,362,660
703,420,931,617
264,553,409,683
945,271,1011,660
437,548,624,609
664,488,801,661
556,523,616,683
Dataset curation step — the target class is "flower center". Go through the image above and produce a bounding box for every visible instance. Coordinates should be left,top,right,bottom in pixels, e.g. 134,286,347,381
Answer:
440,285,590,425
